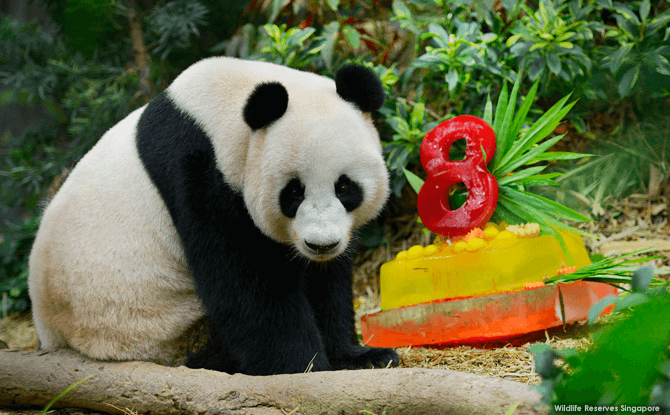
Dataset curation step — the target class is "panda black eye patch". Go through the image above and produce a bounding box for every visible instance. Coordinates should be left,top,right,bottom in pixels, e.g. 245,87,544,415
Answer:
280,178,305,218
335,175,363,212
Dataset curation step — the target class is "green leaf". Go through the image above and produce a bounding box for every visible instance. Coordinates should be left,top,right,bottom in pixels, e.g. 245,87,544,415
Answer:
528,56,545,80
613,292,649,312
342,25,360,49
446,68,459,92
610,44,631,74
319,21,340,69
493,82,509,142
613,4,640,25
529,42,549,52
497,166,547,186
506,34,523,47
269,0,283,23
326,0,339,11
588,295,618,324
502,79,540,165
618,65,640,96
497,77,523,162
403,168,424,194
547,52,562,75
631,266,654,292
640,0,650,22
410,103,425,128
500,186,592,223
496,94,575,173
498,134,565,175
528,151,592,163
392,0,412,19
484,95,493,126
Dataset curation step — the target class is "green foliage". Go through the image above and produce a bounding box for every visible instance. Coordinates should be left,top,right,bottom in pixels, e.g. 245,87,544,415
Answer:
554,117,669,216
0,216,40,313
253,24,326,69
530,272,670,413
546,250,666,290
147,0,209,61
381,99,439,196
600,0,670,99
506,0,595,82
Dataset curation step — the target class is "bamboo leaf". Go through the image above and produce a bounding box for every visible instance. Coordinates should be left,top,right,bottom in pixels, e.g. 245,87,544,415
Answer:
403,168,424,194
504,79,540,163
492,82,509,153
528,151,593,163
497,76,523,163
497,166,547,186
495,94,573,172
484,95,493,126
500,186,593,223
498,134,565,175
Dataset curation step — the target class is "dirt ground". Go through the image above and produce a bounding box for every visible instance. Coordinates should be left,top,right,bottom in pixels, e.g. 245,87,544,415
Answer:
1,193,668,414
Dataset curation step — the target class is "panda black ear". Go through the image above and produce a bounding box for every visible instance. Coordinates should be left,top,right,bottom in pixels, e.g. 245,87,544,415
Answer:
335,65,385,113
243,82,289,130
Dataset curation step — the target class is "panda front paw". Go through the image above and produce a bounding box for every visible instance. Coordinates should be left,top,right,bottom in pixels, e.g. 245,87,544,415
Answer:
329,346,400,370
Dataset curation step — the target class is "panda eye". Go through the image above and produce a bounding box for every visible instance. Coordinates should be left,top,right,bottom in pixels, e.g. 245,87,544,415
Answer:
280,178,305,218
335,175,363,212
336,182,349,196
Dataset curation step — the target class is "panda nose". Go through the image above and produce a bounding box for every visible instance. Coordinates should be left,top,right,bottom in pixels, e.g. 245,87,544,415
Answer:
305,240,340,254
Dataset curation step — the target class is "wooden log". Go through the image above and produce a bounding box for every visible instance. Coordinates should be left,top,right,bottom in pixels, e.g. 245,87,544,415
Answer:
0,349,548,414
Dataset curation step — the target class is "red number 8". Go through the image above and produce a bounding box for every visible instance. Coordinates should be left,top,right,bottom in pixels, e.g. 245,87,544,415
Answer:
417,115,498,237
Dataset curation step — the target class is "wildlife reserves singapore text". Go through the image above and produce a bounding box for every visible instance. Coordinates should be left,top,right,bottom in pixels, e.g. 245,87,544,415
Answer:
555,405,661,413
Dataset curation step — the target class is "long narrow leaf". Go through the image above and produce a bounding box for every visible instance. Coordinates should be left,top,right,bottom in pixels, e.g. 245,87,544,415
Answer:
403,168,424,194
498,134,566,176
498,77,523,161
500,186,593,223
495,95,574,172
490,198,528,224
497,166,547,186
484,95,493,126
492,82,509,167
498,79,540,169
517,101,576,156
529,151,594,163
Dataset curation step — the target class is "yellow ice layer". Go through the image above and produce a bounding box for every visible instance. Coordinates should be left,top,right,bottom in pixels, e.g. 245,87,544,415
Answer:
380,225,591,310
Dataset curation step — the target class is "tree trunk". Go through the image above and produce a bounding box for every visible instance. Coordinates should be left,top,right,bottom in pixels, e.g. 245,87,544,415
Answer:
0,349,548,414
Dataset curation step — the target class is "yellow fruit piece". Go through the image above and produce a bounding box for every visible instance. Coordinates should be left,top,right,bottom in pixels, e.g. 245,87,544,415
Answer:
423,244,439,256
452,241,467,253
495,230,516,240
407,245,424,259
466,238,487,252
483,227,499,240
395,251,407,261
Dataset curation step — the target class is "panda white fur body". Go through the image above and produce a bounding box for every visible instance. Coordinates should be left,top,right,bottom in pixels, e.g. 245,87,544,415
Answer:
28,57,399,374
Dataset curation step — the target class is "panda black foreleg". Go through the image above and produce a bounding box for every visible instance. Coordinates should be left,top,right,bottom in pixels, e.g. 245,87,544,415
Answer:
305,256,400,370
185,257,333,375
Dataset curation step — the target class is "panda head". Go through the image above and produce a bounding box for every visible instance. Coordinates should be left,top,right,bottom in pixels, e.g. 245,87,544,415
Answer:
242,65,389,262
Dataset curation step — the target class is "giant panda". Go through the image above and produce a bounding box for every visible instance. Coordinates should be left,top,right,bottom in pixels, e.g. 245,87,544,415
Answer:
27,57,400,375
